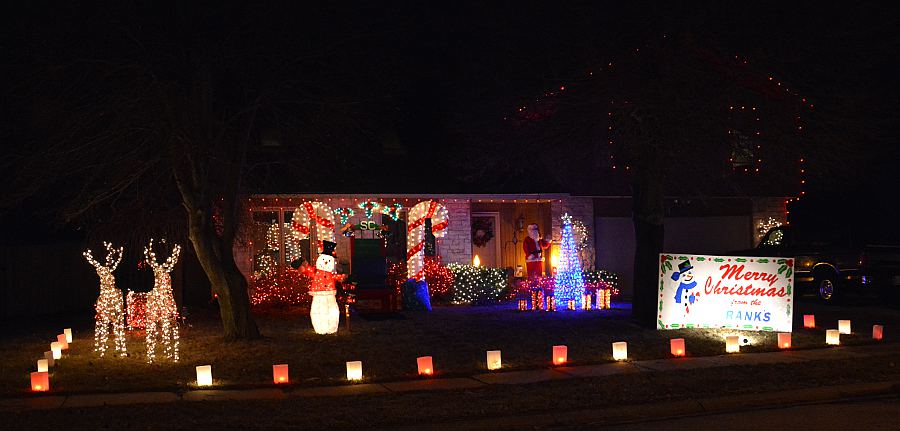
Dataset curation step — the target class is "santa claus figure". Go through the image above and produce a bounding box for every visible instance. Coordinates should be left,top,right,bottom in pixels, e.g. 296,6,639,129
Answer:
302,241,345,334
523,224,551,278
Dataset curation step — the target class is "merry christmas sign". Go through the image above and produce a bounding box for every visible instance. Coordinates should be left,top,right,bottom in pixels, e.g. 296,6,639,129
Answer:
657,254,794,332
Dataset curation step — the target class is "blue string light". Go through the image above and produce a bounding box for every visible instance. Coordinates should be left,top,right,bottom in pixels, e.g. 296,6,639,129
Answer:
554,213,585,309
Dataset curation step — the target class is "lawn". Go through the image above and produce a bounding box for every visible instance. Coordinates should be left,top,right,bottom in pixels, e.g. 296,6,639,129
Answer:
1,299,896,396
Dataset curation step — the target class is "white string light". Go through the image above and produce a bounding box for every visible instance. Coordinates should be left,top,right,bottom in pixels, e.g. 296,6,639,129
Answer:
407,201,449,280
83,242,127,357
143,239,181,363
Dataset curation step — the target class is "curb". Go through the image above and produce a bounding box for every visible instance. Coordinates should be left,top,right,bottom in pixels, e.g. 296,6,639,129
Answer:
388,381,900,431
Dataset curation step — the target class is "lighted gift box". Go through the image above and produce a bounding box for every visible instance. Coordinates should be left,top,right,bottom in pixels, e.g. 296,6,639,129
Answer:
803,314,815,328
873,325,884,341
50,342,62,360
43,351,54,368
838,320,851,335
670,338,686,357
826,329,840,345
64,328,73,343
57,334,68,350
31,371,49,392
417,356,434,376
273,364,289,384
612,341,628,361
346,361,363,381
486,350,502,370
725,335,740,353
517,299,527,311
552,345,567,365
567,300,575,311
777,333,791,349
196,365,213,386
37,359,49,373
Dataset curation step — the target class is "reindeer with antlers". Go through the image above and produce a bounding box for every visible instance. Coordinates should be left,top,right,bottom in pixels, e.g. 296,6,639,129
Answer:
143,239,182,363
83,242,127,357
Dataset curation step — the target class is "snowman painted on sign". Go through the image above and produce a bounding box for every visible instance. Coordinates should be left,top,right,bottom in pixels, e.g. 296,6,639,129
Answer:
302,241,346,334
671,260,701,314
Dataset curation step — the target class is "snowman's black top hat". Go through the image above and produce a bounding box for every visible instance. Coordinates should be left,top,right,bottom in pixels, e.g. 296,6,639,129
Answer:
321,240,337,256
677,260,693,274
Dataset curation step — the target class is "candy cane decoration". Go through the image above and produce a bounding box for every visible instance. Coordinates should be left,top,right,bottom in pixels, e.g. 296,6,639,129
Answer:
381,203,403,221
357,201,381,219
292,201,336,250
83,242,127,357
143,239,181,363
407,200,449,280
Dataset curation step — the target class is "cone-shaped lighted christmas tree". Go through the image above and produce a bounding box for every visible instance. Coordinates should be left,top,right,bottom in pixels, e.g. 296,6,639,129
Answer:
554,213,585,309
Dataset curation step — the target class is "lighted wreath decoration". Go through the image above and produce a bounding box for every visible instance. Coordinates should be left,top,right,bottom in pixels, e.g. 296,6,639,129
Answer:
471,218,495,247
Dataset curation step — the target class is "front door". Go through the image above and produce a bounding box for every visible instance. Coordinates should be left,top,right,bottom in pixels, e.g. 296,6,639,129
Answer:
471,213,500,268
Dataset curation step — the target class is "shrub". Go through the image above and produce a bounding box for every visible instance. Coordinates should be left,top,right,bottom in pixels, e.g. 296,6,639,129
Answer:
447,263,509,305
250,268,312,307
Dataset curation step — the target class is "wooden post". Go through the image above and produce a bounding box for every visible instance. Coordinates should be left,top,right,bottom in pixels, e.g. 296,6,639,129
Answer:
344,303,351,332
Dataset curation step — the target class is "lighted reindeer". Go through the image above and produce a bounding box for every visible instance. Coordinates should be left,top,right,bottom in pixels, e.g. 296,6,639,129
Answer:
143,239,182,363
83,242,127,357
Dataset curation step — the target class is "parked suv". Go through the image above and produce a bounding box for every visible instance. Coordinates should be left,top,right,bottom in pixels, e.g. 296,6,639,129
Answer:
743,225,900,302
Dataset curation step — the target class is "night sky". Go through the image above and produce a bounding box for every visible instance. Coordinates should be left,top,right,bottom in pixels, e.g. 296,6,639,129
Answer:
1,2,898,241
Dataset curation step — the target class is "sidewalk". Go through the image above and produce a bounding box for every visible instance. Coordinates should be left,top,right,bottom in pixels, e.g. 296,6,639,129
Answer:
3,342,899,413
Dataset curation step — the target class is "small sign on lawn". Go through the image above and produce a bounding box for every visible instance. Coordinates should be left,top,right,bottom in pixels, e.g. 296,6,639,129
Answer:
657,254,794,332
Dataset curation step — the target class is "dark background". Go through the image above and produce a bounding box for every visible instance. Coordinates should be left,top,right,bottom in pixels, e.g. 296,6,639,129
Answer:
1,2,898,319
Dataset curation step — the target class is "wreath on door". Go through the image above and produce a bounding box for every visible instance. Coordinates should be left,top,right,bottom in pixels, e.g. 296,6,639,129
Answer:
471,218,495,247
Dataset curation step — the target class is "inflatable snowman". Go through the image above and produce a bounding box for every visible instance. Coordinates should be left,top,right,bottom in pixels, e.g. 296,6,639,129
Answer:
303,241,345,334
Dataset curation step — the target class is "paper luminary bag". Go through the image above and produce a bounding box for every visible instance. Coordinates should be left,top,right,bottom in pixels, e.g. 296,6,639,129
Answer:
657,254,795,332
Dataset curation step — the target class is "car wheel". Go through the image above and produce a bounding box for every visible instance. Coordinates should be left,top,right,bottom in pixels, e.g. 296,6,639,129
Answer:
816,275,838,302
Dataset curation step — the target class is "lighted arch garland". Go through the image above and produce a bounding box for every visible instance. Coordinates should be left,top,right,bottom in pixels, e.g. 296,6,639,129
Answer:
292,201,336,250
406,200,449,281
143,239,181,363
83,242,127,357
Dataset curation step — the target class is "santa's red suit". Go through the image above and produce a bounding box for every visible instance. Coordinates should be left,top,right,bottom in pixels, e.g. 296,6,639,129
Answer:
523,224,551,278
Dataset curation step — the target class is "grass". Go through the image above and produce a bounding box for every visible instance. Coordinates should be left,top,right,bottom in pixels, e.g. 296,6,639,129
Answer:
1,299,897,397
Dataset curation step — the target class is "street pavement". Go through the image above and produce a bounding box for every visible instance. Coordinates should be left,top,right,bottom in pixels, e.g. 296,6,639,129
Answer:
604,394,900,431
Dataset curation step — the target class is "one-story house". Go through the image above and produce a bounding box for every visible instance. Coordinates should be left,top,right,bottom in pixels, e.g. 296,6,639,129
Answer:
239,193,788,296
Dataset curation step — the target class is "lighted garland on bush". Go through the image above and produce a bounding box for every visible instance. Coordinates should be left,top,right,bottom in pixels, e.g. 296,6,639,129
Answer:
387,258,455,301
250,269,313,307
126,290,149,330
447,263,509,305
583,269,620,294
424,256,454,297
387,261,408,297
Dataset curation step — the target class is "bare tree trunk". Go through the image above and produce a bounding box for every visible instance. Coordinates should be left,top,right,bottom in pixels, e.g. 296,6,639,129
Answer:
631,152,666,329
187,207,260,340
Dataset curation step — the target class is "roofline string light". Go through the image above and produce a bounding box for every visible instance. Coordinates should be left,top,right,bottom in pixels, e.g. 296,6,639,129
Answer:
504,35,811,207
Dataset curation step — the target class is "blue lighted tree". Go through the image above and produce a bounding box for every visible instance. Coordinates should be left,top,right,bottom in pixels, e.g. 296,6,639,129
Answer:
554,213,585,309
